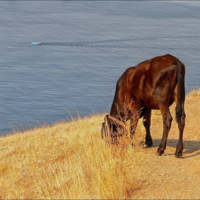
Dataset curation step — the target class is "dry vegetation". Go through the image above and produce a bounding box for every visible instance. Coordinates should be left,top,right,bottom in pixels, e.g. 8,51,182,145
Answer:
186,86,200,98
0,113,146,199
0,88,200,199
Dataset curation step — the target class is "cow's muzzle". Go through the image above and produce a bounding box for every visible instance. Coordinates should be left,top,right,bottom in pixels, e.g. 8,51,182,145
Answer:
101,114,127,143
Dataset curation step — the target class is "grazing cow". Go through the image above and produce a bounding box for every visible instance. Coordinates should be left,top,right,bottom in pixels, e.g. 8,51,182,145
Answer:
101,54,186,158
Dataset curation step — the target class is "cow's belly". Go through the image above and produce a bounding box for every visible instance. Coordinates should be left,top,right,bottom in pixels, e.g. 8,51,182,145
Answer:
138,93,160,109
140,92,175,110
144,99,160,109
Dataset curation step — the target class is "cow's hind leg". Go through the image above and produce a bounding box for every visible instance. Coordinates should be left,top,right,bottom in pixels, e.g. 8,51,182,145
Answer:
143,109,153,147
157,108,172,156
175,106,186,158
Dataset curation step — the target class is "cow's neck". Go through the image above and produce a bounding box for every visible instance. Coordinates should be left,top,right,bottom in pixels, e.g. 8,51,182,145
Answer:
110,103,121,121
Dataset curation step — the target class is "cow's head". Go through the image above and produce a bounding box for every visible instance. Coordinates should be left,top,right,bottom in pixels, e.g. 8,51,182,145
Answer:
101,114,127,143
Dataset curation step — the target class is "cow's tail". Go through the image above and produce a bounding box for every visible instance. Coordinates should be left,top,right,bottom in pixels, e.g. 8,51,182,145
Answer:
175,58,185,123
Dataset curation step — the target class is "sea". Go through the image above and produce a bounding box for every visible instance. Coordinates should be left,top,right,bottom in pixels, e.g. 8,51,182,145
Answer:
0,1,200,135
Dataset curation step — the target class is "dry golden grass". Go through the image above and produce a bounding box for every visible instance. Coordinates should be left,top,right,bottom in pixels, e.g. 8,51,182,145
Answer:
186,87,200,98
1,88,199,199
0,113,146,199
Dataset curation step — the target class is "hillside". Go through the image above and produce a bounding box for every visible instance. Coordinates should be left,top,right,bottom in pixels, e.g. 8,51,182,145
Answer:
0,88,200,199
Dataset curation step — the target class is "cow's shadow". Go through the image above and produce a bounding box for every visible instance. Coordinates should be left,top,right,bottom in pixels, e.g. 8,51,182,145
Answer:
152,139,200,158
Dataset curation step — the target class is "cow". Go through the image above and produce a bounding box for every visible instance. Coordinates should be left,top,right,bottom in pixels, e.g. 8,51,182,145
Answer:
101,54,186,158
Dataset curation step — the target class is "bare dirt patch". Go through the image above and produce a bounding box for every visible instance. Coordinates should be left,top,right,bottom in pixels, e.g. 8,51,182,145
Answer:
134,95,200,199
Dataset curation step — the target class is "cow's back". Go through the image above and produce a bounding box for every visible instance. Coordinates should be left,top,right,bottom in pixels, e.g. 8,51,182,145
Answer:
133,54,178,109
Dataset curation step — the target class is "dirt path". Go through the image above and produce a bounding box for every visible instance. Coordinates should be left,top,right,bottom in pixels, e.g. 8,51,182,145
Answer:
135,96,200,199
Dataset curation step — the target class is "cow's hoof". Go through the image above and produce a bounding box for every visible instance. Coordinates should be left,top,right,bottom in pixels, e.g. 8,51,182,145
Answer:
157,148,164,156
175,150,182,158
146,141,153,148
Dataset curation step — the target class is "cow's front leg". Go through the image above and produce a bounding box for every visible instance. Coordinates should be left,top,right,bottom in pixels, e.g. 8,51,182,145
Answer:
143,109,153,147
130,112,140,139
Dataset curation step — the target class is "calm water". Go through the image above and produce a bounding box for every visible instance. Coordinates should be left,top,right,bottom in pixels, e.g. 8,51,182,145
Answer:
0,1,200,135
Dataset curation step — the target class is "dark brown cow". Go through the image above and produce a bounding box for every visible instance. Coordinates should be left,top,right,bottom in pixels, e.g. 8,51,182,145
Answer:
102,54,186,158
